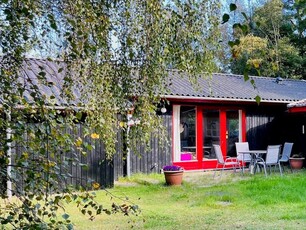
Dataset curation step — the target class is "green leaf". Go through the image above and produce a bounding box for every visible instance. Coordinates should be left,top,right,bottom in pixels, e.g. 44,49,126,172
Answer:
240,25,249,35
230,3,237,11
65,194,72,202
228,41,235,47
233,23,241,29
105,210,111,215
243,72,249,81
255,95,261,105
222,14,230,24
228,39,240,47
48,14,58,31
21,7,29,16
4,9,12,20
51,21,57,30
241,12,248,21
38,71,46,77
76,112,82,120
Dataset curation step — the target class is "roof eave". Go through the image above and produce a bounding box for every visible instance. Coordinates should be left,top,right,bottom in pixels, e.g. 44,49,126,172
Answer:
164,95,294,104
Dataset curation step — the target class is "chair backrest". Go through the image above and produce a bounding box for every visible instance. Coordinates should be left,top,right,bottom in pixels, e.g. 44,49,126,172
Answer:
213,144,224,164
265,145,281,164
235,142,251,161
280,142,294,161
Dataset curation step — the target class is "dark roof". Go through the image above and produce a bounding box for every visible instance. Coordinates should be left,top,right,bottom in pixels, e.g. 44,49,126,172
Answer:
167,72,306,103
21,58,73,105
2,58,306,107
1,58,81,107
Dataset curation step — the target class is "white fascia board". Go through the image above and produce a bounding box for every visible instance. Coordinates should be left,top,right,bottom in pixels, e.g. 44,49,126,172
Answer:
163,95,293,104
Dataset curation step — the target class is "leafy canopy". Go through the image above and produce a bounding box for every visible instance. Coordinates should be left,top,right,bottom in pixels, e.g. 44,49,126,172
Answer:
228,0,305,79
0,0,221,228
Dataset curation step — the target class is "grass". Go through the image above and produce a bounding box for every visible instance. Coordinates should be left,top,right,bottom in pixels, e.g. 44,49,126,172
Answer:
2,170,306,229
63,169,306,229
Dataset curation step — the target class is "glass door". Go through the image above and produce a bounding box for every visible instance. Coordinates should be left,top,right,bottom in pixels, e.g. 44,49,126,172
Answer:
173,105,245,170
173,105,196,162
226,111,240,157
202,109,242,160
203,110,220,160
180,106,196,161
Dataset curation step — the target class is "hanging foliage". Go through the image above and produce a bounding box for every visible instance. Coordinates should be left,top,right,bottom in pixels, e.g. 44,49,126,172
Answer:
0,0,221,228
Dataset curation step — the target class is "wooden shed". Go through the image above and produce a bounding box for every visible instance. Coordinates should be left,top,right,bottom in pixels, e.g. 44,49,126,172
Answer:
3,58,306,184
156,73,306,171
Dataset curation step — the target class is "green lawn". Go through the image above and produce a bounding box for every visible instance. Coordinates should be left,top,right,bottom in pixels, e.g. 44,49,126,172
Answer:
63,169,306,229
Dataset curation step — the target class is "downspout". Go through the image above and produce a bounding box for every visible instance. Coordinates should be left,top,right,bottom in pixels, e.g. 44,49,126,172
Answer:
126,113,134,178
6,109,12,198
126,124,131,178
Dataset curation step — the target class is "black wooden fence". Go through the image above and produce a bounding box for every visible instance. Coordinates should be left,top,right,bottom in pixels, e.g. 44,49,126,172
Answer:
1,114,172,195
9,123,116,195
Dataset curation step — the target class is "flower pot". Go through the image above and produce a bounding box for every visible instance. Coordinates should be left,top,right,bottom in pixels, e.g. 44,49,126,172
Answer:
289,158,305,170
163,171,184,186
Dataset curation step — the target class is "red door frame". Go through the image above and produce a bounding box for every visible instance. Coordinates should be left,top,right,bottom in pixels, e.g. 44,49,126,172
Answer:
220,110,227,157
196,108,203,169
172,104,246,170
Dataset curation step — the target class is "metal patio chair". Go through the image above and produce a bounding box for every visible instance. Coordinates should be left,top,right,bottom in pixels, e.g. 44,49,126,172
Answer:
235,142,252,172
254,145,282,177
279,142,294,172
213,144,241,178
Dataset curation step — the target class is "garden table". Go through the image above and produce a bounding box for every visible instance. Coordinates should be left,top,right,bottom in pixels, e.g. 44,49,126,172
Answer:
238,150,267,174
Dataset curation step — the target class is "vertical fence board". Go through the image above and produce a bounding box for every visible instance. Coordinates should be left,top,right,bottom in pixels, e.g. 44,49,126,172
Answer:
9,123,114,195
8,113,172,193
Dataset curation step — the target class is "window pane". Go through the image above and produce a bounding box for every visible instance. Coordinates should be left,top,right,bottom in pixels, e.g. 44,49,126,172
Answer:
227,110,239,157
180,106,196,161
203,110,219,159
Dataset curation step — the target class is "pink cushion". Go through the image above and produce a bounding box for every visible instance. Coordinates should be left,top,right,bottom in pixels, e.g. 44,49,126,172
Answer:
181,152,192,161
